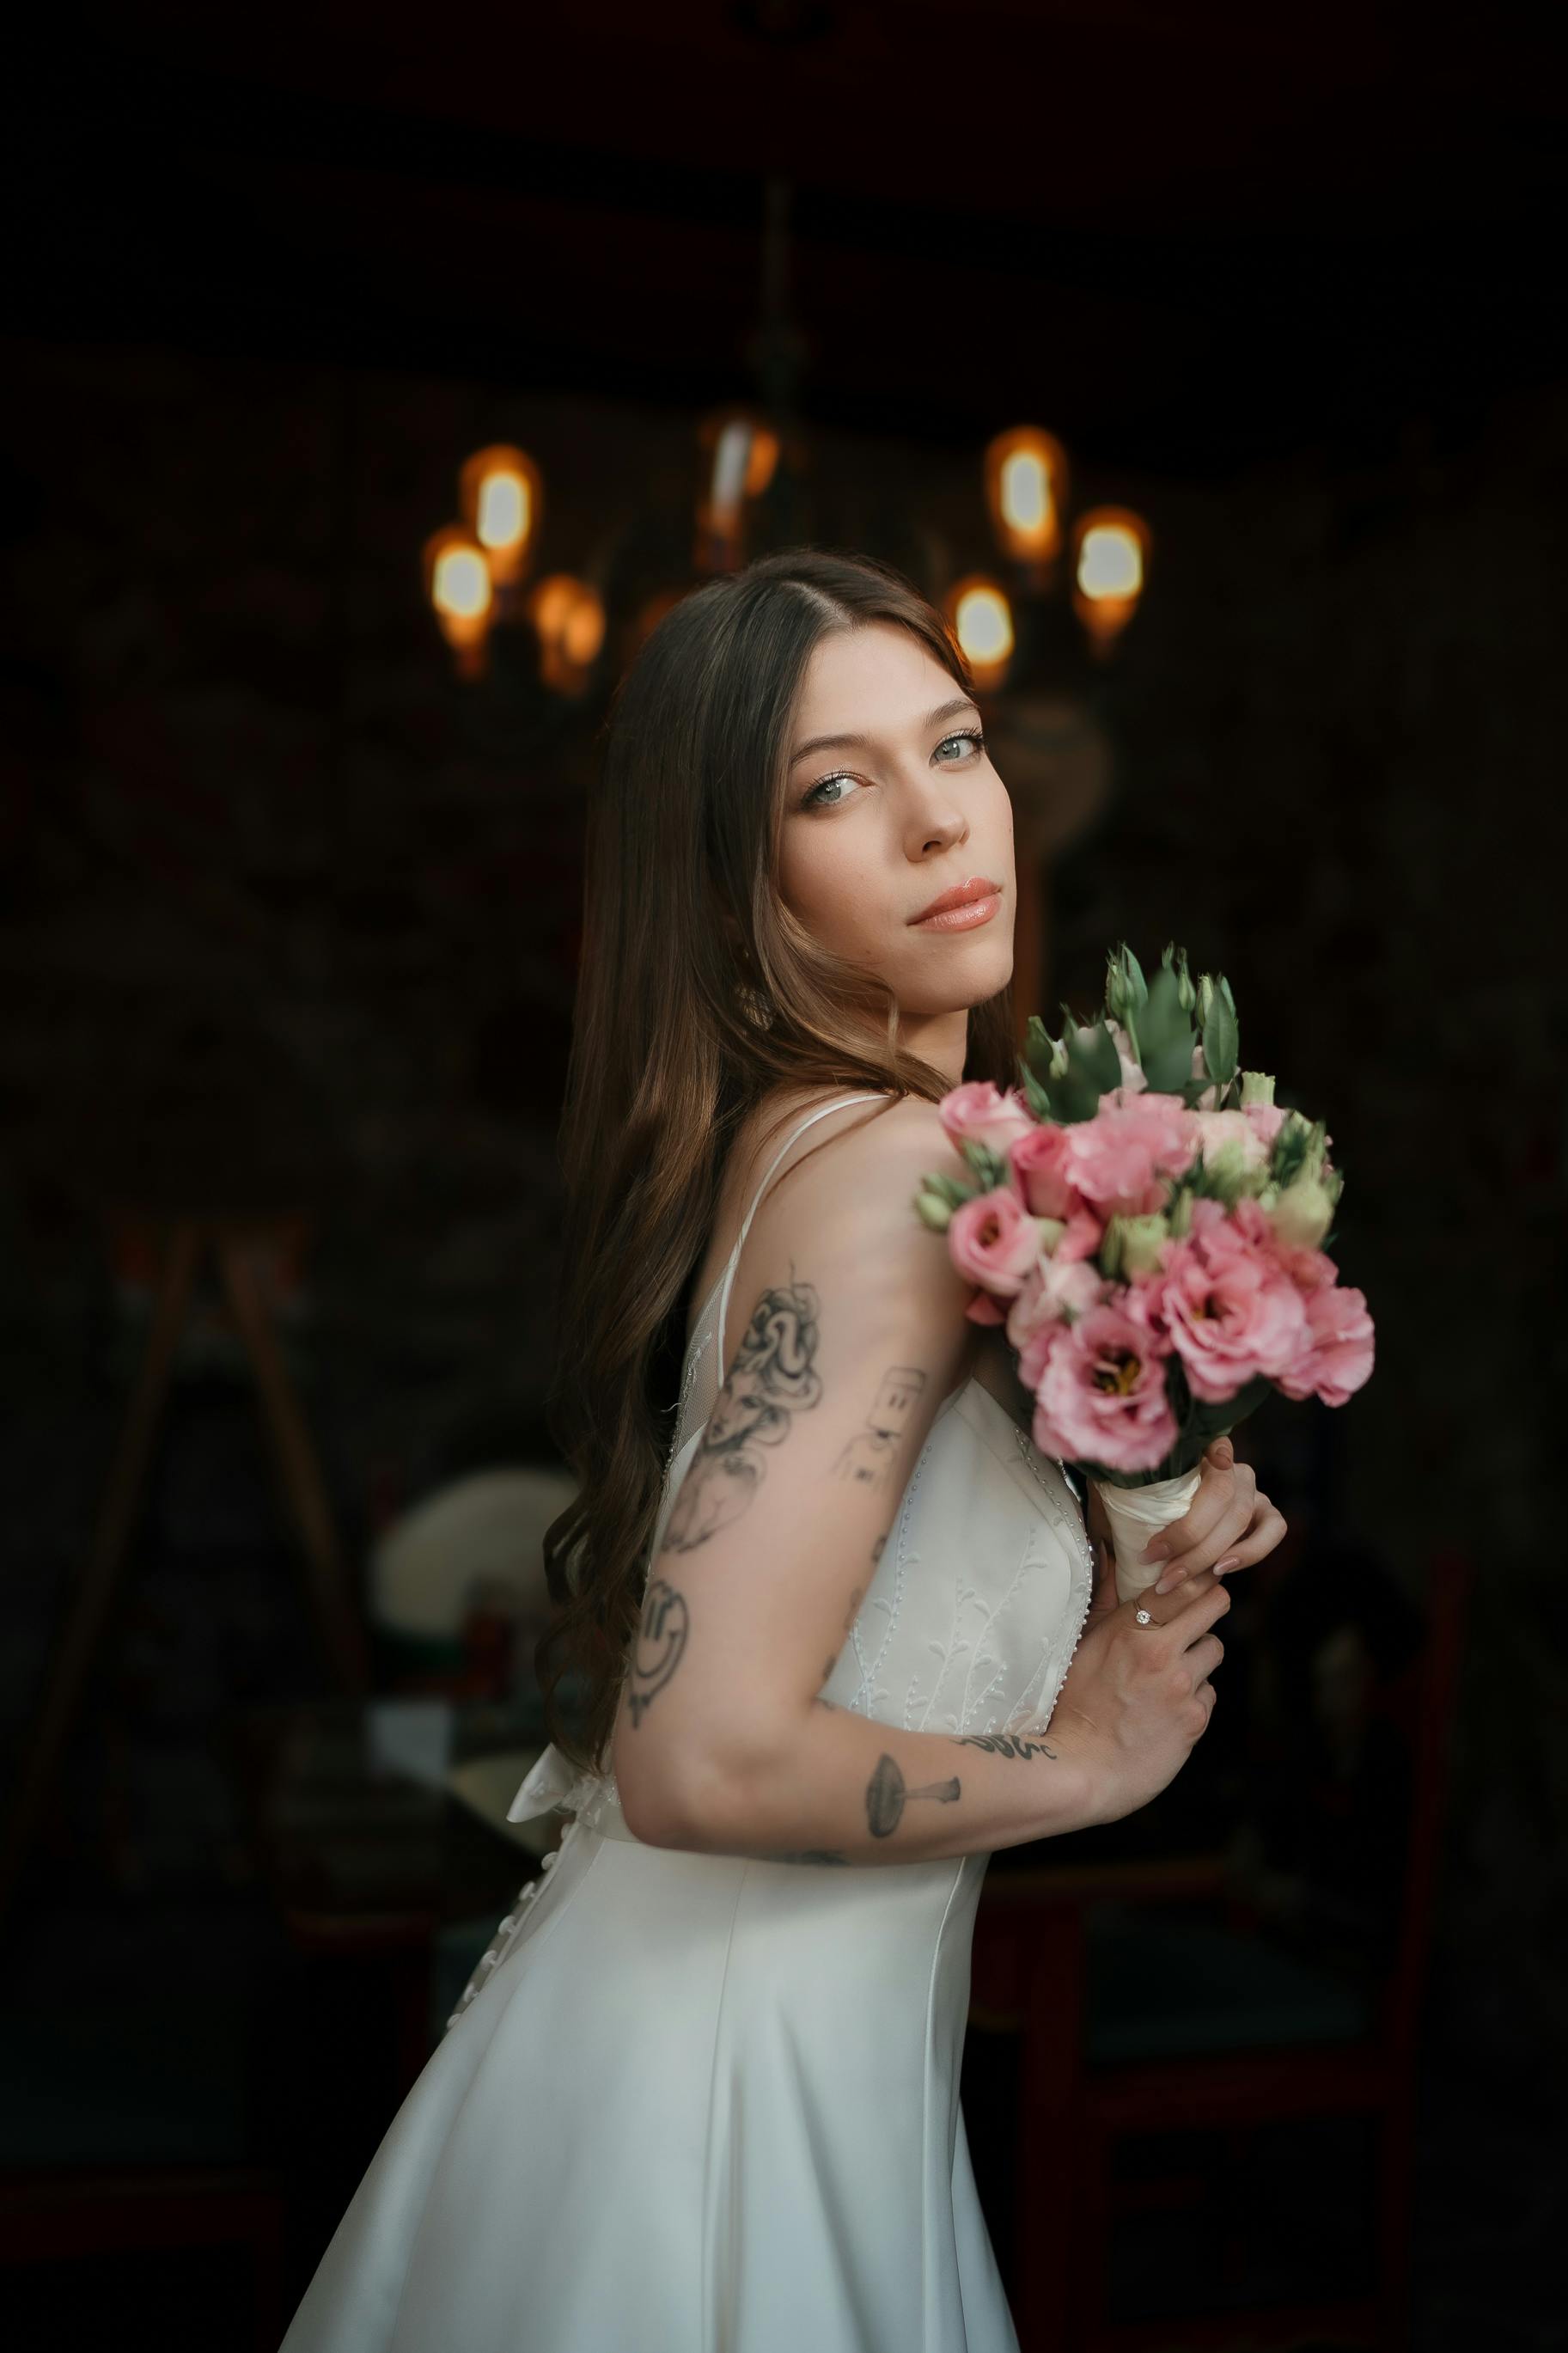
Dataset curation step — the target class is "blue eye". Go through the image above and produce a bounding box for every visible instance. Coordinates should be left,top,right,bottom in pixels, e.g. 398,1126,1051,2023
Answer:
799,728,985,813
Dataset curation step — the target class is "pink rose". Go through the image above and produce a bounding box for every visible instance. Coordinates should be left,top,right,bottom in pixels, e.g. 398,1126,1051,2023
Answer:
1033,1300,1178,1472
938,1081,1037,1157
1276,1278,1376,1406
1009,1121,1085,1221
947,1185,1049,1304
1062,1092,1198,1220
1150,1196,1308,1403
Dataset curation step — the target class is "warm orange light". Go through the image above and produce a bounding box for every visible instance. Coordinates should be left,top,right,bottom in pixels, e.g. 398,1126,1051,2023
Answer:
526,573,607,694
694,407,782,572
423,524,494,678
1071,506,1150,655
943,573,1015,694
984,426,1068,578
459,443,541,587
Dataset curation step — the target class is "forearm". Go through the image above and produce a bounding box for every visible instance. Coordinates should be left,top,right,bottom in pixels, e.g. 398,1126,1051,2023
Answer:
653,1696,1098,1865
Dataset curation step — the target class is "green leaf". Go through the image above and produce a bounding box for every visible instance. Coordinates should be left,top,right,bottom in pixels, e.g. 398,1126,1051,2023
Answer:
1200,979,1240,1085
1139,964,1195,1093
1071,1018,1124,1097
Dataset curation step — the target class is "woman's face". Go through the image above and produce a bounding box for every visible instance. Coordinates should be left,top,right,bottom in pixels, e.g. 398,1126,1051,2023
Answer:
776,622,1016,1079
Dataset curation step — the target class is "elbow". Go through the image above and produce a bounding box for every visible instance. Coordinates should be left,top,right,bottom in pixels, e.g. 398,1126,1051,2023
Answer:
617,1716,796,1853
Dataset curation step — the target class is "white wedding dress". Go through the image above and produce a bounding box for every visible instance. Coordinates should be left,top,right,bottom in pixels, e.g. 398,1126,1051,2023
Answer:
281,1091,1095,2353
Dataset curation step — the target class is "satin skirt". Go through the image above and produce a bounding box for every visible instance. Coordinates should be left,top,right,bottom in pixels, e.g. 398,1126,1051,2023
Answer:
279,1805,1020,2353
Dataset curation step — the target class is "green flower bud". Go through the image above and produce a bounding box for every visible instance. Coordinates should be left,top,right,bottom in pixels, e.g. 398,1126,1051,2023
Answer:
1268,1175,1334,1250
1168,1188,1194,1239
914,1190,953,1232
1034,1215,1067,1256
1173,944,1197,1013
1120,1213,1171,1275
1200,1137,1250,1204
1239,1069,1276,1108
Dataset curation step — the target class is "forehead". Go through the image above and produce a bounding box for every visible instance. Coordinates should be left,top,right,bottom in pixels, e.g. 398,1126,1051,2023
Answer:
790,622,958,741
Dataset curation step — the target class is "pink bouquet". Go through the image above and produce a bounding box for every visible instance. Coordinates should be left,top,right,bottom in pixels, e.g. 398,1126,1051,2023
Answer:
912,944,1375,1598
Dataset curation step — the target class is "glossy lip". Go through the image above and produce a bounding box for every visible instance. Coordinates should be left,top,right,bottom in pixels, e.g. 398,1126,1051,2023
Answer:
908,874,1004,926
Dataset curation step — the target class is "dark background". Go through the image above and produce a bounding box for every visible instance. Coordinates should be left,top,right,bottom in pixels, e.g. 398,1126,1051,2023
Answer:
2,5,1565,2347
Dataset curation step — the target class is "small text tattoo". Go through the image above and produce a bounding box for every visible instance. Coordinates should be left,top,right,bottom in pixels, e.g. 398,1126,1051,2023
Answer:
951,1729,1059,1762
628,1576,689,1727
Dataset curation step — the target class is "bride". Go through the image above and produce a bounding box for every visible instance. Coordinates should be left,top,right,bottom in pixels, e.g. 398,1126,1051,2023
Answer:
281,547,1285,2351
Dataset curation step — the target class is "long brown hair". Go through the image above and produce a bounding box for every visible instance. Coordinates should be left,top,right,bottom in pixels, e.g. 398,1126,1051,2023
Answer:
536,547,1019,1775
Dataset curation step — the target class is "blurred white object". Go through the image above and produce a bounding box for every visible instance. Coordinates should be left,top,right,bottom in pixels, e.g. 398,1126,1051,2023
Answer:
446,1748,557,1858
366,1697,455,1791
369,1465,577,1643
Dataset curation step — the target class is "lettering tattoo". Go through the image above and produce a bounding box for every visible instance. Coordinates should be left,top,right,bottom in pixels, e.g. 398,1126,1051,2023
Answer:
660,1279,825,1555
628,1575,689,1727
952,1729,1059,1761
864,1751,962,1838
833,1368,927,1491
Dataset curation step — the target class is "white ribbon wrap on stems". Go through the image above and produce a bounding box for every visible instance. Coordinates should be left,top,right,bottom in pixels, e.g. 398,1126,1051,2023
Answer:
1090,1467,1203,1604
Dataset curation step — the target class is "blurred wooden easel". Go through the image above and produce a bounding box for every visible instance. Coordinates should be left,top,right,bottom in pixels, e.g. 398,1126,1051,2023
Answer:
0,1210,368,1916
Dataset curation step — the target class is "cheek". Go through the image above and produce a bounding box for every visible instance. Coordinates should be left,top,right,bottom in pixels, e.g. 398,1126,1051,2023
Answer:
778,836,882,947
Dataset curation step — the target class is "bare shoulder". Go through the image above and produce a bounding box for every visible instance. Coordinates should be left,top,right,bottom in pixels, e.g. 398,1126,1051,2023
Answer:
747,1087,975,1323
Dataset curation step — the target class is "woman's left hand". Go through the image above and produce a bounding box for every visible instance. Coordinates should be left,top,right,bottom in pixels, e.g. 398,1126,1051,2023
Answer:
1138,1437,1288,1594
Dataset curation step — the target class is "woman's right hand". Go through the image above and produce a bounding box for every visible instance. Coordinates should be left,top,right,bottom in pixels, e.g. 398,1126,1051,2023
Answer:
1048,1534,1229,1829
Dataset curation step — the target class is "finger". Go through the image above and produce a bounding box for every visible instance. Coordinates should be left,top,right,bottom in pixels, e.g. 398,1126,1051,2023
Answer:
1207,1500,1288,1576
1150,1472,1260,1588
1137,1468,1231,1564
1139,1459,1256,1569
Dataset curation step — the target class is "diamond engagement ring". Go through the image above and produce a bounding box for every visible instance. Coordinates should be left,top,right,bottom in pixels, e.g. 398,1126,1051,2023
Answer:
1134,1606,1155,1626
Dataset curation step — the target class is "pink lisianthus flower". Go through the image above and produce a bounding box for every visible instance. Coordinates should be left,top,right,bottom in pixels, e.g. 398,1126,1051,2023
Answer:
1193,1108,1272,1176
947,1185,1052,1311
1004,1252,1107,1390
1243,1100,1289,1157
1148,1196,1308,1403
1061,1092,1198,1220
1271,1243,1376,1405
937,1081,1037,1157
1033,1300,1178,1473
1054,1207,1107,1262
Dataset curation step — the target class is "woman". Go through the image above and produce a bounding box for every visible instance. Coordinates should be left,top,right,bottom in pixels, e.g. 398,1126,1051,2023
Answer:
282,549,1285,2351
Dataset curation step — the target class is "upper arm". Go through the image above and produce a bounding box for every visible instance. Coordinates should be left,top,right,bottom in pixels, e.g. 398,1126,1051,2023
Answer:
613,1096,979,1843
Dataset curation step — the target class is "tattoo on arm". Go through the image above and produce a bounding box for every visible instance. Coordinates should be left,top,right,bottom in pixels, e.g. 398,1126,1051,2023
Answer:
659,1278,825,1555
833,1368,927,1491
864,1751,962,1837
628,1575,689,1727
952,1730,1059,1761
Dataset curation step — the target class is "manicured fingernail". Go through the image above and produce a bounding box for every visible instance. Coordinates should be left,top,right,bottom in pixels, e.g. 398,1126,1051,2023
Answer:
1140,1537,1170,1564
1214,1439,1234,1464
1154,1567,1186,1595
1214,1555,1240,1577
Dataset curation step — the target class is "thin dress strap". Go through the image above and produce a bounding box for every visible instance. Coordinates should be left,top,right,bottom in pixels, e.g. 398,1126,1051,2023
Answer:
714,1092,888,1377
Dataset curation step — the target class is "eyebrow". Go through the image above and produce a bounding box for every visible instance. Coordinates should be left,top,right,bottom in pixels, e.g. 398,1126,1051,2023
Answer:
788,694,981,768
